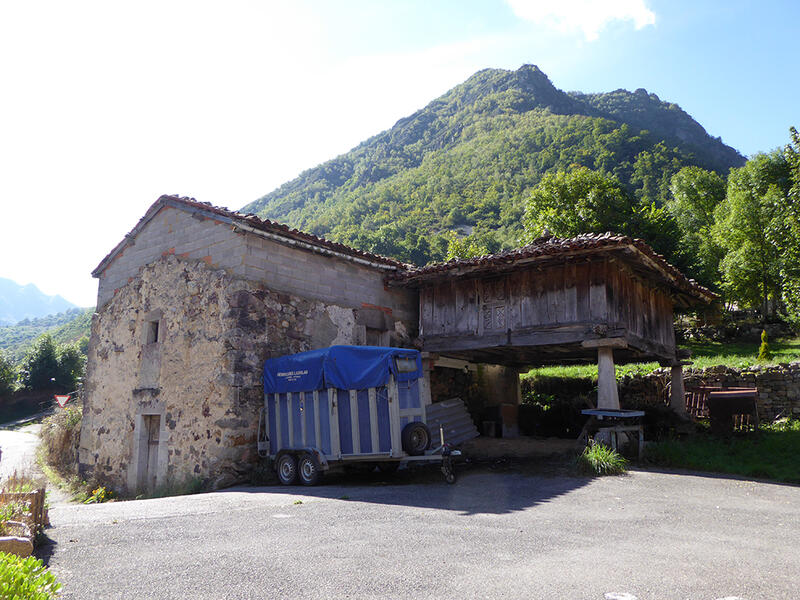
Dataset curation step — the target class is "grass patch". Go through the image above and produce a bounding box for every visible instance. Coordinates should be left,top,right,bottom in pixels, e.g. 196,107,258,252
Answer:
576,442,628,476
38,406,81,477
141,476,204,500
645,419,800,484
36,457,93,503
525,361,663,382
684,337,800,369
523,337,800,382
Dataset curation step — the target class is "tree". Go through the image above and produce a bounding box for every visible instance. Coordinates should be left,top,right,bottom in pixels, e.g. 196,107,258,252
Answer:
521,167,632,241
667,166,727,286
0,351,17,399
19,334,85,392
445,231,489,260
56,343,85,392
712,151,791,317
779,127,800,315
20,334,60,390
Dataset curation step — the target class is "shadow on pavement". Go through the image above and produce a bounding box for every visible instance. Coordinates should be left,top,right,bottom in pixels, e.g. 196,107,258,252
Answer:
226,457,593,516
633,465,800,488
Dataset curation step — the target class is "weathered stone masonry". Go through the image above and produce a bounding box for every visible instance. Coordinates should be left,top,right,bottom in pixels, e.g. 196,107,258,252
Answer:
620,363,800,421
80,197,417,492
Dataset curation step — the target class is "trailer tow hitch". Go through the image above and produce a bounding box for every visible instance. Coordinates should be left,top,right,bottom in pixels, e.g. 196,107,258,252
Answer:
441,444,460,484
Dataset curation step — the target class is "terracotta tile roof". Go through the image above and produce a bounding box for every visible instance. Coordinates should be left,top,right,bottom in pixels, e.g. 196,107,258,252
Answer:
388,232,717,304
92,195,408,276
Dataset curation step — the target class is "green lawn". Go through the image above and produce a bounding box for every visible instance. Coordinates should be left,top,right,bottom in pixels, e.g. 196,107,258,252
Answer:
645,419,800,484
523,337,800,381
686,337,800,369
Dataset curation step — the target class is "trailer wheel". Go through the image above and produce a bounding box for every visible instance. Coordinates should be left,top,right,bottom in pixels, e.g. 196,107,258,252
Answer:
401,422,431,456
442,457,456,484
297,453,322,486
276,453,298,485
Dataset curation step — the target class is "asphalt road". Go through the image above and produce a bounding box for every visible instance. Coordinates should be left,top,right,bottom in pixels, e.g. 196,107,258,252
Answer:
0,424,41,479
42,465,800,600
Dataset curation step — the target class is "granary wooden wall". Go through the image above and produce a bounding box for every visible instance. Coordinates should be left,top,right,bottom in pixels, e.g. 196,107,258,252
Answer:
418,257,675,365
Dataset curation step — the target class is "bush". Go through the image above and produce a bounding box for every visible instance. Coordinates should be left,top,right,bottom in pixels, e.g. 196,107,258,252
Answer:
0,501,29,535
39,405,82,477
19,334,85,392
577,442,628,476
0,352,17,399
0,552,61,599
757,329,772,361
84,486,113,504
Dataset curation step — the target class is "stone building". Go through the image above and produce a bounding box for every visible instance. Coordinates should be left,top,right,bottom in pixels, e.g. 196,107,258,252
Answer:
80,195,713,493
80,195,417,491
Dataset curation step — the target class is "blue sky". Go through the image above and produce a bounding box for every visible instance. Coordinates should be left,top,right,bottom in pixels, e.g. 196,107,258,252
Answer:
0,0,797,307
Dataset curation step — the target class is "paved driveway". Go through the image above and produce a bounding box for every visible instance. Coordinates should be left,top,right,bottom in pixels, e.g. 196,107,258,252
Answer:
42,466,800,600
0,424,41,479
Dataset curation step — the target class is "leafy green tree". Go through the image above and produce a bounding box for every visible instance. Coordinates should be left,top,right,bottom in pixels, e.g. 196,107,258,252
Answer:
19,334,85,392
20,334,60,391
56,342,85,391
521,167,632,241
445,232,490,260
667,166,727,285
0,351,17,399
713,151,791,316
627,201,683,266
779,127,800,316
631,142,683,205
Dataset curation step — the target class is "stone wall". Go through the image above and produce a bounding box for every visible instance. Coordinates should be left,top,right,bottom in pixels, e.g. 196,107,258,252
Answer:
619,364,800,421
81,253,415,493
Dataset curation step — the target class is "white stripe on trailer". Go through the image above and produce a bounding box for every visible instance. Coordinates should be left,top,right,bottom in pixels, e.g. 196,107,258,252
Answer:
274,394,282,453
300,392,307,446
287,393,294,447
263,394,272,454
313,391,321,451
329,388,341,459
419,372,432,409
349,389,360,454
388,381,402,457
368,387,380,454
399,408,424,419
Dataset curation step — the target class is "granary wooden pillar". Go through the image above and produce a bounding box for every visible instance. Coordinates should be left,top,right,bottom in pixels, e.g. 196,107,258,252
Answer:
596,347,620,410
670,364,687,416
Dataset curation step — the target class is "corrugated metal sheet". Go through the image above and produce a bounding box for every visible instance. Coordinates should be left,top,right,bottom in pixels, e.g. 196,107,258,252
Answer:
425,398,479,447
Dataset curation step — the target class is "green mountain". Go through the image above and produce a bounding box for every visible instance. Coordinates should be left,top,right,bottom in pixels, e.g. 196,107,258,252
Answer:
243,64,744,265
0,307,93,362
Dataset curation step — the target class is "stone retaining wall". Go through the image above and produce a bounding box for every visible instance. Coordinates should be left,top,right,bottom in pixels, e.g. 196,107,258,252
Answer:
619,363,800,421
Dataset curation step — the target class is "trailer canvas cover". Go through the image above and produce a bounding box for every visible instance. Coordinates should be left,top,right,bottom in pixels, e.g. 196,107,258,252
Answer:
262,345,423,394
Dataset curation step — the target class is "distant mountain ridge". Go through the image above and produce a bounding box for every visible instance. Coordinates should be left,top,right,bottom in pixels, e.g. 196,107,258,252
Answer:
0,277,77,326
243,64,745,265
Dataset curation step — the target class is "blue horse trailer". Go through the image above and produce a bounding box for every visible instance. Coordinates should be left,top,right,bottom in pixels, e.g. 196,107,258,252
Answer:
257,345,457,485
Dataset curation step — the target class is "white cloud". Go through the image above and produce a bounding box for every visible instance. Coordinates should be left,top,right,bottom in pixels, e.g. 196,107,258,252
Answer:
506,0,656,41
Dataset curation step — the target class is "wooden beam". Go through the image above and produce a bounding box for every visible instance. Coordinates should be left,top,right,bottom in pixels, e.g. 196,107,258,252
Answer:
581,338,628,349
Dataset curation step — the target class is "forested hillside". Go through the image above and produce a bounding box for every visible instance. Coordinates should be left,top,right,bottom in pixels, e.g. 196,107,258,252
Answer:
0,307,93,361
244,65,744,267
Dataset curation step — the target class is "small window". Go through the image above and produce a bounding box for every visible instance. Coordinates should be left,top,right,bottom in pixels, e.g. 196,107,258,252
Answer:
145,320,159,345
395,356,417,373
